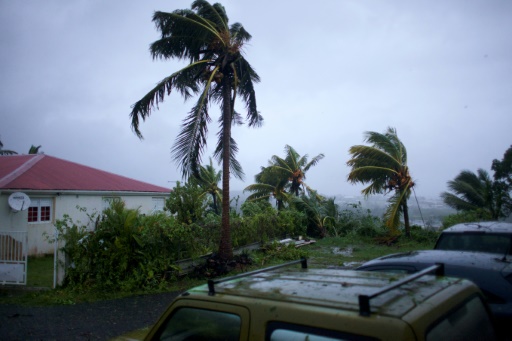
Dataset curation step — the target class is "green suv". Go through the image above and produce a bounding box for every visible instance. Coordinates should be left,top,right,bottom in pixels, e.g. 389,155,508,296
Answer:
117,259,498,340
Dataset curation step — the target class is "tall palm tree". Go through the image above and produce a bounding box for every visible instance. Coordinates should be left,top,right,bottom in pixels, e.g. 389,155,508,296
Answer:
195,157,222,214
129,1,261,259
347,127,415,237
441,169,508,220
0,139,17,155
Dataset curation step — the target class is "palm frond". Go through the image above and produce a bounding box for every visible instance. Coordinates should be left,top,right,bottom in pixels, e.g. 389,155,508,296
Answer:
130,61,208,138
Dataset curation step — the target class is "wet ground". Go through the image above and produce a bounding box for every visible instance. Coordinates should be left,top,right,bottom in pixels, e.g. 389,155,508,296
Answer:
0,291,180,340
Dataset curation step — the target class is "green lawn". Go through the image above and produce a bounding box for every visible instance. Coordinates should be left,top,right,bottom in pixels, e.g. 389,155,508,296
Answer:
27,254,54,288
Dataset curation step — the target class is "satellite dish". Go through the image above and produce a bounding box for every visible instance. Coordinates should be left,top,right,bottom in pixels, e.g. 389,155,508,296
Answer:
8,192,31,212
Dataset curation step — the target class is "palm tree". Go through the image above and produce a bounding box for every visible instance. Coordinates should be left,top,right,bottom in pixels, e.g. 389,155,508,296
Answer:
28,145,42,154
273,145,325,196
441,169,509,220
194,157,222,214
245,145,324,208
347,127,415,237
0,139,17,155
244,166,290,210
129,1,261,259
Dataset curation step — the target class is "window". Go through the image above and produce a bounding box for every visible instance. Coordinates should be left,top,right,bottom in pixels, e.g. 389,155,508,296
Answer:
426,295,496,341
28,198,52,223
152,197,165,212
267,322,378,341
155,307,241,341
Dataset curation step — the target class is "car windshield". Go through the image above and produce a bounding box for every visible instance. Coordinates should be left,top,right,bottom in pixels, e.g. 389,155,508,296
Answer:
435,233,512,255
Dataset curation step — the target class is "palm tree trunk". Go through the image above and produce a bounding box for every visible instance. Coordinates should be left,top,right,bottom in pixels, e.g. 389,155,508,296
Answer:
218,81,233,260
402,200,411,238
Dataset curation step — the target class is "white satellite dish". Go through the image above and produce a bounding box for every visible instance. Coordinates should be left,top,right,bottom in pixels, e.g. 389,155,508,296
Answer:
8,192,31,212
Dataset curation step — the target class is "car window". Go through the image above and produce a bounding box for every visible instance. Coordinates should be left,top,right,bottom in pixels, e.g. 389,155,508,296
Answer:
426,295,496,341
154,307,241,341
435,233,511,254
266,322,379,341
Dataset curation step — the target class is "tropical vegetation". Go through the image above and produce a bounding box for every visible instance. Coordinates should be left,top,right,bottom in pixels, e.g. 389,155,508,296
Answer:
347,127,415,237
129,0,261,260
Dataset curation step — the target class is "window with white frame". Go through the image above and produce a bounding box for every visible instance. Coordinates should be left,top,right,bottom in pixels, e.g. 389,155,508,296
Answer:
152,197,165,212
28,198,52,223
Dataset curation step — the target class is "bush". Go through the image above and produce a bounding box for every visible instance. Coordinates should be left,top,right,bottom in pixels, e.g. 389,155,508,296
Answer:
335,203,386,238
53,201,213,291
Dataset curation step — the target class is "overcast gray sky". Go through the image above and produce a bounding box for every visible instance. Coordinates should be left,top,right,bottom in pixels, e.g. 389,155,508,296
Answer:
1,0,511,199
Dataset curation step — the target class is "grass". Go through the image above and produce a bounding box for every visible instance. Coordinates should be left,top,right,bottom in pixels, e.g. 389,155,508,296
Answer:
27,254,55,287
306,235,436,267
0,234,437,306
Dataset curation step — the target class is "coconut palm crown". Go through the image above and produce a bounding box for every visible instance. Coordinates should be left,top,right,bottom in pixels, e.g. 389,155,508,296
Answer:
129,0,261,259
347,127,415,236
244,145,324,209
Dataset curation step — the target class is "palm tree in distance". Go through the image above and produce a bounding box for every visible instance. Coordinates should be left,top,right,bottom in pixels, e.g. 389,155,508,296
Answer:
244,145,324,209
274,145,325,196
441,169,508,220
195,157,222,214
28,145,42,154
347,127,415,237
244,166,290,210
129,1,261,259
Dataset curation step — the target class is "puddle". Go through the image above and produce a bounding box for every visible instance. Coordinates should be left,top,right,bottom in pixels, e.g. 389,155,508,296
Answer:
332,247,353,257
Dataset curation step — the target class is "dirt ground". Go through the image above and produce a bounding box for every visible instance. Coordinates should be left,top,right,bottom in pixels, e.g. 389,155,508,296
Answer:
0,291,180,340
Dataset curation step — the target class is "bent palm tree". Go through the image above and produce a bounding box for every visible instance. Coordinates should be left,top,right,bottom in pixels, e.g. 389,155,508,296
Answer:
129,0,261,259
244,145,324,209
347,127,415,237
244,166,290,210
441,169,508,219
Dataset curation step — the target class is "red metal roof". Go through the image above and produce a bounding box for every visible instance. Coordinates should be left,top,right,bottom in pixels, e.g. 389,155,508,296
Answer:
0,155,170,193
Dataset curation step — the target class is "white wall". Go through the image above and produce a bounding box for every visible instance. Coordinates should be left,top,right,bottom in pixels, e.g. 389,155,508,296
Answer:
0,192,168,256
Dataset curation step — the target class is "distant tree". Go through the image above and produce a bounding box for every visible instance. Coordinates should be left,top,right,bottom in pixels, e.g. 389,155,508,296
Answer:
129,1,261,260
347,127,415,237
244,166,290,210
28,145,42,154
194,157,222,214
271,145,325,196
442,168,510,220
0,139,17,155
244,145,324,209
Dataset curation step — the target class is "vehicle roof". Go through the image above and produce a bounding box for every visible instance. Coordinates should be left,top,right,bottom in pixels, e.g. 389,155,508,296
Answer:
442,221,512,234
185,267,471,318
359,250,511,272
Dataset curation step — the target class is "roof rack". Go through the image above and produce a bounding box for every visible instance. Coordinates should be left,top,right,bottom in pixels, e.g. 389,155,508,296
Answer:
358,263,445,316
208,258,308,296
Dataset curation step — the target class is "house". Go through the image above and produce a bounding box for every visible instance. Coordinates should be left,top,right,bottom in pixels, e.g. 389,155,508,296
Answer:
0,154,171,257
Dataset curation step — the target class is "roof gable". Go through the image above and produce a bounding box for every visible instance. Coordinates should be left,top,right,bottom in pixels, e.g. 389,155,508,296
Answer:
0,155,170,193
